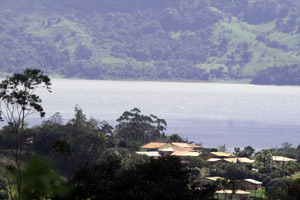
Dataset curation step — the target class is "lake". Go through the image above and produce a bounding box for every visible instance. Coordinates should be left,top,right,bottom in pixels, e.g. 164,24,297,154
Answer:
6,79,300,150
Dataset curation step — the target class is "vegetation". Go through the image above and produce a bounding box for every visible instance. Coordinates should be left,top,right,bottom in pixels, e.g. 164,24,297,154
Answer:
0,69,51,199
2,0,300,84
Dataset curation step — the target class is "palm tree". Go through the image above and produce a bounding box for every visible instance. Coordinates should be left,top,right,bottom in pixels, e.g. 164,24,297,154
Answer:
255,150,273,166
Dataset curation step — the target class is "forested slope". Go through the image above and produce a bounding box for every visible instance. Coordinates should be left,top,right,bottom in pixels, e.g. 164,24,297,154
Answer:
1,0,300,84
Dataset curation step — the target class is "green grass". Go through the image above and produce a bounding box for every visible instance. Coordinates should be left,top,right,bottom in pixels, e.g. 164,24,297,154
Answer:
247,189,266,198
209,14,300,77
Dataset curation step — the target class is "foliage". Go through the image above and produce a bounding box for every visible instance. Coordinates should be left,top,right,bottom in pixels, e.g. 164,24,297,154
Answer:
251,65,300,85
266,178,300,200
234,146,255,158
67,156,218,200
168,133,183,142
18,156,69,200
255,150,273,166
0,68,51,199
115,108,167,146
2,0,300,84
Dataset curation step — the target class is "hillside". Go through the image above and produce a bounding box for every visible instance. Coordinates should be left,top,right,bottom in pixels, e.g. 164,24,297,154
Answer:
1,0,300,85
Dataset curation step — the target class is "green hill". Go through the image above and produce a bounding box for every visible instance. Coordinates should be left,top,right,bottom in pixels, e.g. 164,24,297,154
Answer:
1,0,300,85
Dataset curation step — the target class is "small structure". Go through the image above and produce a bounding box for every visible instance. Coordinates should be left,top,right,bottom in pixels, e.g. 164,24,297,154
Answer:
199,176,223,186
171,151,200,157
223,157,255,164
214,190,250,200
238,179,262,190
136,151,161,158
272,156,297,162
140,142,201,152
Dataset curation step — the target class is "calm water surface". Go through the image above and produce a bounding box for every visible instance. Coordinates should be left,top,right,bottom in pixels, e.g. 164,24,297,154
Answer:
14,79,300,150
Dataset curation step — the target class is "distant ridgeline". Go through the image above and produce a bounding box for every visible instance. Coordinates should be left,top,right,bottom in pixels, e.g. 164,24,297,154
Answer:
1,0,300,84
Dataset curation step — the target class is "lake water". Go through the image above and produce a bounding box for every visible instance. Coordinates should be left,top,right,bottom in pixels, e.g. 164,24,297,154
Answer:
5,79,300,151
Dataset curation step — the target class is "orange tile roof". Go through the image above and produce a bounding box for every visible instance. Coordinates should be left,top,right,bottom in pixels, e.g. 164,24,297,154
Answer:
141,142,166,149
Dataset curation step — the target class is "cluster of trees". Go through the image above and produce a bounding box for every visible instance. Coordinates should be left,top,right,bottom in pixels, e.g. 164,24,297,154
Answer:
1,69,300,199
1,0,300,83
251,65,300,85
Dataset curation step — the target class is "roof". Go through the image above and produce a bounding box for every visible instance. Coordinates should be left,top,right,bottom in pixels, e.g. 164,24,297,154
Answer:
215,190,250,195
224,157,255,163
244,179,262,185
159,147,176,152
140,142,166,149
210,152,234,157
136,151,161,157
207,158,222,162
171,151,200,157
157,143,196,152
272,156,297,162
206,176,223,181
172,142,202,149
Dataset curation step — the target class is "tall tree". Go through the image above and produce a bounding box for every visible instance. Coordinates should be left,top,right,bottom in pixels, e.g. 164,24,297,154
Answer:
0,68,51,199
115,108,167,145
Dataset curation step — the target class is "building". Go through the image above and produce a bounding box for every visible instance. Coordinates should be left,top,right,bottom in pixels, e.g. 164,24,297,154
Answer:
272,156,297,162
199,176,223,186
136,151,161,158
214,190,250,200
140,142,202,152
140,142,166,151
238,179,262,190
171,151,200,157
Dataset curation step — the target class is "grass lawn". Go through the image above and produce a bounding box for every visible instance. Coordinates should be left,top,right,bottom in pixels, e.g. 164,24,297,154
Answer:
247,189,266,198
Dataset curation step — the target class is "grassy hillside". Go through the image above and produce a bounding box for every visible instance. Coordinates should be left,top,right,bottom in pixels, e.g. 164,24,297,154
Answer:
1,0,300,84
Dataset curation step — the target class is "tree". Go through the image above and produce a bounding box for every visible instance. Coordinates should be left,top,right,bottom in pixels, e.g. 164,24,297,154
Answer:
74,45,93,60
0,68,51,199
19,157,69,200
266,178,300,200
68,156,216,200
115,108,167,145
168,133,183,142
255,149,273,166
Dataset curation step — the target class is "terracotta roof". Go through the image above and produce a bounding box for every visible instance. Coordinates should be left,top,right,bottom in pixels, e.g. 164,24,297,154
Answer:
244,179,262,185
171,151,200,157
172,142,202,148
272,156,297,162
159,144,195,152
215,190,250,195
210,152,234,157
136,151,161,157
140,142,166,149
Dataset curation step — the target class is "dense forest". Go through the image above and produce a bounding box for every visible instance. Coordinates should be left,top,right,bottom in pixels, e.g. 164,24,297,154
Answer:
1,0,300,85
